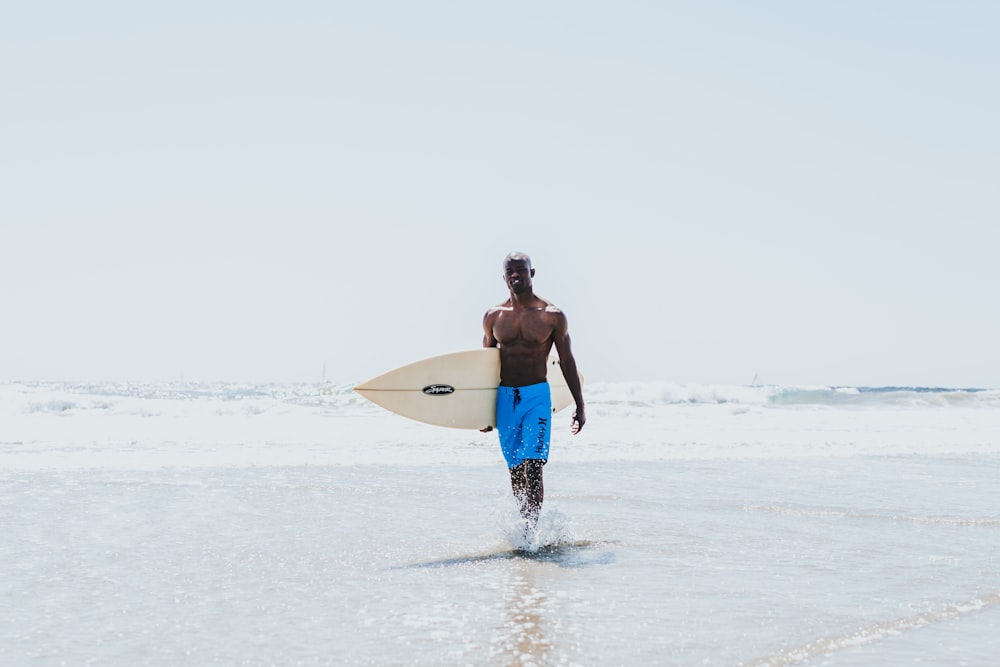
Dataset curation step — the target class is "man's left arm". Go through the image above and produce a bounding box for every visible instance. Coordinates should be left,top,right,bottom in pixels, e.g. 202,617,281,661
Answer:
551,313,585,434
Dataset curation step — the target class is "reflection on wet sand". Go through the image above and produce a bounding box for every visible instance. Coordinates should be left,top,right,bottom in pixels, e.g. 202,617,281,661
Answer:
394,541,615,664
499,562,550,667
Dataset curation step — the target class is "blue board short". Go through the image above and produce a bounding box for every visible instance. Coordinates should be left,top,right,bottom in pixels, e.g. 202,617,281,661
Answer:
496,382,552,469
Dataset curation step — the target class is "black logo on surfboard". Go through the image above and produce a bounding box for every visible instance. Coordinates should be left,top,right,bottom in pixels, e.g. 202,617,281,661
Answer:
422,384,456,396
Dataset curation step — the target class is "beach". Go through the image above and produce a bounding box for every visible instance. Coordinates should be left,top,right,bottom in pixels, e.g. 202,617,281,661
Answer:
2,381,999,665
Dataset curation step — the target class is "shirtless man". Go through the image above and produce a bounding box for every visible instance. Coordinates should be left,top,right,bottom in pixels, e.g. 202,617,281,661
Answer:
482,251,586,529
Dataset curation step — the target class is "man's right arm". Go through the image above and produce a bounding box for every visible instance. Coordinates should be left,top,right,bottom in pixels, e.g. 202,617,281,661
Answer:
483,310,498,348
480,310,498,432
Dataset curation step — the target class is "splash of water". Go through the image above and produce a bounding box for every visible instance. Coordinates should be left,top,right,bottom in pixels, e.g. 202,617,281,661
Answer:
494,496,573,553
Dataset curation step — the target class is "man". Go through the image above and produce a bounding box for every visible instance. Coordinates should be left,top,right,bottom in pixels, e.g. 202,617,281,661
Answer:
482,251,586,530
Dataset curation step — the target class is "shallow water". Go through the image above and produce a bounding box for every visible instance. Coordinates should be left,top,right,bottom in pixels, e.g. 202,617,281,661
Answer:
3,456,998,666
2,381,999,665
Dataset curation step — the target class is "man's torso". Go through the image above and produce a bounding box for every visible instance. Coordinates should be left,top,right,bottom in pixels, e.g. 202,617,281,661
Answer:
489,303,560,386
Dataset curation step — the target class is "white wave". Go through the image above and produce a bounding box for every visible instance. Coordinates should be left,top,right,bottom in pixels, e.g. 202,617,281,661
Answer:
742,592,1000,666
744,505,1000,528
4,380,999,416
4,379,1000,471
583,381,1000,410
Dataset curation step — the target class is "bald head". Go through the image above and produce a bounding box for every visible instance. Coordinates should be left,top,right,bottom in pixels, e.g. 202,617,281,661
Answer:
504,251,532,270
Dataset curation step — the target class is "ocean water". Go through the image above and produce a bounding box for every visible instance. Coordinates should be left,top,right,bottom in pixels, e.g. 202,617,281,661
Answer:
2,380,999,666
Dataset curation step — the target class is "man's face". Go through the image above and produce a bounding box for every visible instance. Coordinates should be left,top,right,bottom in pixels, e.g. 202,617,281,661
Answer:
503,259,533,294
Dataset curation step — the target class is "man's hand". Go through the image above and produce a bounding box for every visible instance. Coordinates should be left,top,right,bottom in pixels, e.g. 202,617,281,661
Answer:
571,409,586,435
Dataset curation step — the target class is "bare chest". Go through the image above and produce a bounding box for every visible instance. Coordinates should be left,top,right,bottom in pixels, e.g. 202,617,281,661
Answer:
492,309,554,346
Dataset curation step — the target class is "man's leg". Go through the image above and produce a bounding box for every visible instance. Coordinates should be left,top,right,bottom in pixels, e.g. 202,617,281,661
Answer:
510,459,545,527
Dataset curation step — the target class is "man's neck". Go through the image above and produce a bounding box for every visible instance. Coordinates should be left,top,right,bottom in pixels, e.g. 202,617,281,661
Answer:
509,290,537,308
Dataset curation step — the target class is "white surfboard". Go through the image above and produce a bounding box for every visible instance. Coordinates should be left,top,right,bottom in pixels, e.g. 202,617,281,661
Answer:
354,348,580,429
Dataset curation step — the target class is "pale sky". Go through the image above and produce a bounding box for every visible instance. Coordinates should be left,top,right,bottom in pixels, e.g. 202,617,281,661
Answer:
3,2,998,387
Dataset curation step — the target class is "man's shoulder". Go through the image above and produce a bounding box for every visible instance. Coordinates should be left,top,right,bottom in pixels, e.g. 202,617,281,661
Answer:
538,298,564,316
486,297,564,317
484,300,513,316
